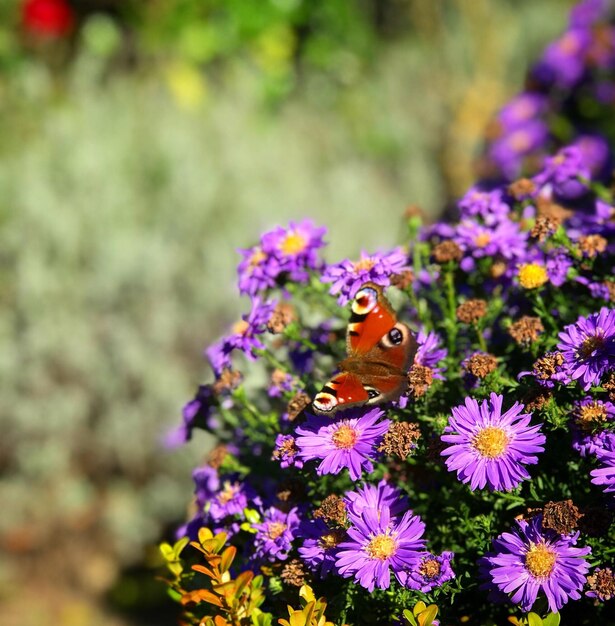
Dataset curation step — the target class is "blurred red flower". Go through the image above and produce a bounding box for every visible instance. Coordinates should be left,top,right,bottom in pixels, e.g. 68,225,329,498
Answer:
22,0,75,38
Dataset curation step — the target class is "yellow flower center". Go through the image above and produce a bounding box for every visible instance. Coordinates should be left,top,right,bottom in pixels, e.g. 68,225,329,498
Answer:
518,263,549,289
267,522,287,540
232,319,250,335
318,530,344,551
579,334,604,359
525,542,557,579
509,129,532,152
248,248,267,268
419,557,441,580
472,426,510,459
365,533,397,560
217,482,238,504
280,232,307,256
578,402,607,426
354,257,376,272
474,233,491,248
331,424,358,450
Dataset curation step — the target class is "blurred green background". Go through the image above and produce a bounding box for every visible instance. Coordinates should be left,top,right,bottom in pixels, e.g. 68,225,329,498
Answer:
0,1,574,624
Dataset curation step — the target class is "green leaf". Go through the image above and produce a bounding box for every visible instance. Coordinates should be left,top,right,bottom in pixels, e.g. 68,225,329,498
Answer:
527,612,543,626
542,613,560,626
402,608,418,625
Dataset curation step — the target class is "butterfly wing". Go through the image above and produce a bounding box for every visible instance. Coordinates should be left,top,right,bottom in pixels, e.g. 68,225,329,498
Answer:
312,283,416,416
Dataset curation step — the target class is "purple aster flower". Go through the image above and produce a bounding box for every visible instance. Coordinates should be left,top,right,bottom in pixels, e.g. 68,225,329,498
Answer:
252,506,300,562
272,433,304,469
586,567,615,601
591,435,615,496
193,464,220,508
165,384,216,447
454,218,527,272
237,245,281,296
261,219,326,282
414,329,447,379
570,0,609,28
497,93,549,130
441,393,546,491
209,477,257,522
335,505,426,592
570,397,615,457
534,145,591,199
295,408,391,481
298,518,345,578
321,248,409,305
479,515,591,613
557,307,615,391
573,134,611,178
403,551,455,592
268,370,297,398
345,480,410,524
457,187,511,225
206,297,276,374
519,351,571,388
545,248,573,287
488,120,549,179
533,28,592,89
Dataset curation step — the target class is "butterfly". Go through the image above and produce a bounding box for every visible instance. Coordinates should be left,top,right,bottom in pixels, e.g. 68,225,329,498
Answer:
312,282,417,415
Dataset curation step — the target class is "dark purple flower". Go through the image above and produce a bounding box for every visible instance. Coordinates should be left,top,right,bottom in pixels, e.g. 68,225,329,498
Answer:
165,385,216,446
414,329,447,379
273,433,304,469
403,551,455,592
193,464,220,508
557,307,615,391
533,28,592,89
570,397,615,457
489,120,549,179
295,408,391,481
345,480,410,523
335,505,426,592
206,297,276,374
237,245,281,296
252,506,301,562
261,219,326,282
545,248,573,287
209,477,255,522
534,145,591,199
591,435,615,496
479,515,591,613
573,134,611,178
441,393,546,491
497,93,548,130
570,0,609,28
298,518,345,577
321,249,409,305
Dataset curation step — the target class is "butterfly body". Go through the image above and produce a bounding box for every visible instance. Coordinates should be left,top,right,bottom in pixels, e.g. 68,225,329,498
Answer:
313,283,417,415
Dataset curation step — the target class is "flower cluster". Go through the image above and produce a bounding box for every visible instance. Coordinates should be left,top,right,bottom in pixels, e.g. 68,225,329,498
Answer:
161,2,615,624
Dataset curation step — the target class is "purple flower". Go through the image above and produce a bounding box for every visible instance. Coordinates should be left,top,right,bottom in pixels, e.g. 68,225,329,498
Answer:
252,506,301,562
441,393,546,491
557,307,615,391
488,120,549,179
209,477,258,522
237,245,281,296
193,465,220,509
570,397,615,457
295,408,391,481
497,93,549,130
573,134,611,177
570,0,609,27
454,218,527,272
534,145,591,199
457,187,511,225
321,248,409,305
335,505,426,592
545,248,573,287
533,28,591,89
298,518,344,577
591,435,615,496
345,480,410,523
479,515,591,613
261,219,326,282
518,351,571,388
404,551,455,592
273,433,304,469
414,329,447,379
165,385,215,446
206,297,276,374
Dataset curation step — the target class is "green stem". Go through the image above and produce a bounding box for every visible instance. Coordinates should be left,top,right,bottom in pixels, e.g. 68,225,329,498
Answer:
444,268,458,356
475,325,488,353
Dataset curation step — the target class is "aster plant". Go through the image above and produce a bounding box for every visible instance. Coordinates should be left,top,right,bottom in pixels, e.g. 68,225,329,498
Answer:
160,2,615,624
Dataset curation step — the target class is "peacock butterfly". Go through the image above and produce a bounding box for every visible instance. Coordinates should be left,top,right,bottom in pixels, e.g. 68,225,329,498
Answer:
312,282,417,415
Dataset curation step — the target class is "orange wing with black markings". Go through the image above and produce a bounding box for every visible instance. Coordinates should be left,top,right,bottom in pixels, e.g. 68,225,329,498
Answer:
312,283,417,416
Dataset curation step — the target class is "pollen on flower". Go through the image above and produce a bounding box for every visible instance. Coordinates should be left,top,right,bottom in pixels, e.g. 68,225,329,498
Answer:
318,529,345,550
332,424,359,449
576,401,608,426
249,247,267,268
280,232,308,256
518,263,549,289
353,257,377,272
267,521,288,540
419,557,442,580
474,233,491,248
218,482,239,504
471,427,509,459
579,334,605,358
365,534,397,560
232,319,250,335
525,542,557,578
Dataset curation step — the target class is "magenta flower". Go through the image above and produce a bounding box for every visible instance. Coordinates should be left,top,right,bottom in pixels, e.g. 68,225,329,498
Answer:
441,393,546,491
295,408,390,481
479,515,591,613
591,436,615,497
335,505,426,592
557,307,615,391
321,248,409,305
403,551,456,592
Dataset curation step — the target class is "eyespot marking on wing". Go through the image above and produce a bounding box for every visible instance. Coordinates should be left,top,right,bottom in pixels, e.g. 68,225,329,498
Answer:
313,392,338,412
352,286,379,316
